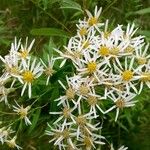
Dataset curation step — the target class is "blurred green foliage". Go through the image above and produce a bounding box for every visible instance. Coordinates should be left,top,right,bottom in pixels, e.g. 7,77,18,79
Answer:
0,0,150,150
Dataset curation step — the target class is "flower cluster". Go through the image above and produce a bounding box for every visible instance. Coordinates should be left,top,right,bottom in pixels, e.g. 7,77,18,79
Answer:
0,37,56,149
46,6,150,150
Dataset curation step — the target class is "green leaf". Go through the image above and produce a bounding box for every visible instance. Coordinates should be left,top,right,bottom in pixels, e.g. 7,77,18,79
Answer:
134,7,150,15
30,28,71,38
60,0,83,12
126,7,150,16
28,109,41,134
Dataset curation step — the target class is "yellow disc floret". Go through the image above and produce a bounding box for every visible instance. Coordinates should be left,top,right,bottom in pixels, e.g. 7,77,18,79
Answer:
99,46,110,56
79,27,87,36
66,87,75,99
122,70,133,81
137,57,147,65
22,71,34,83
116,99,125,108
79,85,89,95
19,50,28,59
88,17,97,26
76,115,87,126
87,62,97,74
87,96,97,106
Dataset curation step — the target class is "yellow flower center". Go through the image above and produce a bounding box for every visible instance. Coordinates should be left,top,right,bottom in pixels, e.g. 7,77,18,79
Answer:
137,57,147,65
140,72,150,81
63,107,71,118
99,46,110,56
116,99,125,108
6,138,16,148
88,17,97,26
76,115,87,126
22,71,34,83
45,67,54,76
122,70,133,81
83,136,92,149
66,88,75,99
79,85,89,95
87,62,97,74
87,96,97,106
19,50,28,59
79,27,87,36
62,129,70,139
18,106,30,119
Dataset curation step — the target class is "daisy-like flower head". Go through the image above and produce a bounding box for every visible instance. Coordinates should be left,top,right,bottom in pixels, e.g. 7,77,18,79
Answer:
45,124,77,150
55,76,77,106
86,6,104,29
104,92,137,121
85,94,105,116
74,112,100,138
77,18,89,37
122,23,144,49
6,136,22,150
114,57,140,94
135,43,150,66
40,55,56,85
13,101,31,125
18,37,35,61
20,58,43,98
136,60,150,94
0,52,21,79
74,50,106,78
0,127,14,144
50,102,76,130
0,74,16,105
77,132,105,150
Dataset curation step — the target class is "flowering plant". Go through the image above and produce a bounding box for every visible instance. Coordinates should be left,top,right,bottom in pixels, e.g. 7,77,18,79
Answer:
0,5,149,150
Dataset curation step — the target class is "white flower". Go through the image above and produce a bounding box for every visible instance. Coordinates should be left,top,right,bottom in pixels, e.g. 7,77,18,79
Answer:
6,136,22,150
74,112,99,138
137,60,150,93
50,102,76,130
45,124,76,149
74,50,107,79
13,101,31,125
0,127,14,144
18,37,35,61
0,52,21,79
86,6,104,29
55,76,77,106
104,92,137,121
122,23,144,48
77,133,105,149
40,55,55,85
20,58,43,98
85,94,105,117
114,57,140,94
135,43,150,66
